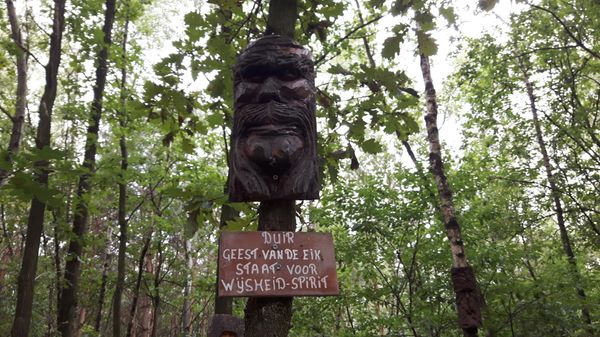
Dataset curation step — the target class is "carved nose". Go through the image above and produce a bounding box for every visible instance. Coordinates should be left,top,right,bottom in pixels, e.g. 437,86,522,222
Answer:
257,77,281,103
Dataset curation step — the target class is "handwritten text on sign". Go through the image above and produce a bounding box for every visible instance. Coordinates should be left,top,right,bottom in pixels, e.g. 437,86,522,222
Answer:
217,231,339,297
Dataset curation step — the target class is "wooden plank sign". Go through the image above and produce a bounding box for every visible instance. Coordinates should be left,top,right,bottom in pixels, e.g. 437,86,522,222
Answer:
217,231,339,297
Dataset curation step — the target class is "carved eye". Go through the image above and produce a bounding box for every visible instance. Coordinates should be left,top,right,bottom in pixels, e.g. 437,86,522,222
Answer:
278,69,300,81
244,74,265,83
243,67,266,83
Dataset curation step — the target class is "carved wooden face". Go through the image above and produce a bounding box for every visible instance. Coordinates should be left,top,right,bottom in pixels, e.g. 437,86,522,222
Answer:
228,36,319,202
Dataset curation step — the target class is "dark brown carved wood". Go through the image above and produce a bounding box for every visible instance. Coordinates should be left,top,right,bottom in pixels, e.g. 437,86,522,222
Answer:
228,35,319,202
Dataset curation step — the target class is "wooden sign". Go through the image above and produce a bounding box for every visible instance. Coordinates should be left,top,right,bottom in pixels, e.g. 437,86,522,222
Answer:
217,231,339,297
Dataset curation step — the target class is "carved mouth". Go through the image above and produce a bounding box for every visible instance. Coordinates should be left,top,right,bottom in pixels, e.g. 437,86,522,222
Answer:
246,124,299,136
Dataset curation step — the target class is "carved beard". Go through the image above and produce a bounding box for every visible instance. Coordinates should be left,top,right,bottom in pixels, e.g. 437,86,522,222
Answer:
229,100,318,201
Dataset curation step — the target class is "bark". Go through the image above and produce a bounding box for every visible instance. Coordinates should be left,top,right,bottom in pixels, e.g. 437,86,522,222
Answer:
136,255,154,337
0,0,28,187
518,60,593,332
265,0,297,39
244,200,295,337
214,4,238,316
113,2,131,336
182,239,193,337
214,199,239,315
95,245,111,332
150,239,163,337
0,204,13,295
419,53,482,337
42,231,54,336
126,232,153,337
10,1,66,336
57,1,116,335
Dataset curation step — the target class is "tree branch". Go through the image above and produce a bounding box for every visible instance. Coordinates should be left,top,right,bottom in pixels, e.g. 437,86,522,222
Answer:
514,44,578,58
0,104,15,122
315,14,385,65
11,38,45,68
530,4,600,60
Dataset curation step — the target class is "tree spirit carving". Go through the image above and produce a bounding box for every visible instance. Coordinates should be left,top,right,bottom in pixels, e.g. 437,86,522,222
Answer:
228,35,319,202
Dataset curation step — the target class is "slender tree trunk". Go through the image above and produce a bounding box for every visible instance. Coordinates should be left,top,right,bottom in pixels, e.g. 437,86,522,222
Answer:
182,239,193,337
113,3,131,336
137,255,154,337
126,232,153,337
244,201,295,337
54,185,68,328
0,204,13,294
57,1,116,335
518,60,593,332
95,242,112,332
0,0,28,187
214,199,238,315
10,1,66,335
150,238,163,337
419,53,482,337
213,3,238,317
42,231,55,337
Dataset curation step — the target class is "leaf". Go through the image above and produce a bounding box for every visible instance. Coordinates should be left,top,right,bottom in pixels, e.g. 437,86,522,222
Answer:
321,3,345,18
391,0,413,16
417,31,438,56
184,12,203,28
207,76,225,98
328,64,351,75
382,36,402,59
162,186,191,198
415,12,436,32
361,139,383,154
370,0,385,8
180,136,195,154
0,151,11,170
206,111,224,127
7,172,61,206
30,146,67,161
348,119,366,140
223,217,254,231
439,6,457,25
371,67,400,93
403,115,420,134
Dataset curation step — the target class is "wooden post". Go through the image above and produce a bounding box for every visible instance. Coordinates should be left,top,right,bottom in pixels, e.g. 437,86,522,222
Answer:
243,201,295,337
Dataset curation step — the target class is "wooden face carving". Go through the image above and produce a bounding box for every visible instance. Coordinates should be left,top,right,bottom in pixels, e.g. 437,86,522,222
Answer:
228,35,319,202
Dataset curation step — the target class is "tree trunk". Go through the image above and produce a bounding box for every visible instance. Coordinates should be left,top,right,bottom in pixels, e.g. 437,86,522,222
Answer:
265,0,298,39
113,2,131,336
10,1,66,335
244,201,295,337
57,1,116,335
214,200,238,315
136,255,154,337
0,204,14,295
95,241,112,332
0,0,28,187
419,53,482,337
150,238,163,337
518,60,593,332
127,232,153,337
182,239,193,337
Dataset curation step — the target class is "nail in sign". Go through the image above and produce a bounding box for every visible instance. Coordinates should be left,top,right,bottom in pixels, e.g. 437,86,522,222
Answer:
218,231,339,297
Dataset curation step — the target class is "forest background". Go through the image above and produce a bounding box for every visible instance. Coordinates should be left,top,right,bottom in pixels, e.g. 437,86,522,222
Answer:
0,0,598,336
